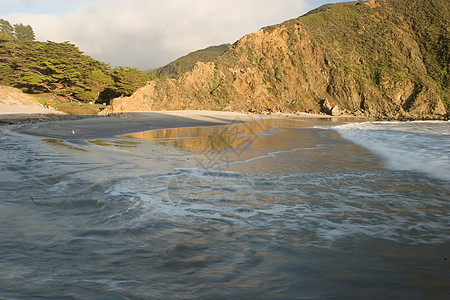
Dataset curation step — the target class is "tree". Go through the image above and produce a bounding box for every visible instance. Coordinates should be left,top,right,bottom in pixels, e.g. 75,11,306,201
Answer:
1,36,148,103
13,23,35,41
112,67,149,96
0,19,14,36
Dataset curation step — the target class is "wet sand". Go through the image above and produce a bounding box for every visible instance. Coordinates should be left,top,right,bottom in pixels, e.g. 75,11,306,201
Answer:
0,113,84,125
121,117,384,174
11,111,364,140
11,111,268,140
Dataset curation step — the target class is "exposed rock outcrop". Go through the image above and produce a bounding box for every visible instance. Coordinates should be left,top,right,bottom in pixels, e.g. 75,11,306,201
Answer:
104,0,449,120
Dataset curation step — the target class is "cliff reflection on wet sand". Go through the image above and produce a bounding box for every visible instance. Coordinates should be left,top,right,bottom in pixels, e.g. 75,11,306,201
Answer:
89,139,141,148
122,119,310,153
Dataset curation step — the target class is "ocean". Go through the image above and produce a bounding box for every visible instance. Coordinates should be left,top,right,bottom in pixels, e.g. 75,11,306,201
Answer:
0,117,448,299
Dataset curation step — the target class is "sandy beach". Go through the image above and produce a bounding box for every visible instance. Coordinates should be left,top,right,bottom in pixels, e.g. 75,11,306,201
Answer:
10,110,367,140
0,85,366,130
0,86,65,124
11,111,266,139
0,103,63,115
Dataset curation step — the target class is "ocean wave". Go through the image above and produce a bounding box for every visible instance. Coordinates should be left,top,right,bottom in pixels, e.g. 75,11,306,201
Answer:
330,121,450,180
103,169,450,246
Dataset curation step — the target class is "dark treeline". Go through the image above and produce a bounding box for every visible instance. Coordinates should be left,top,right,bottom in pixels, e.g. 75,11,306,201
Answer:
0,19,152,104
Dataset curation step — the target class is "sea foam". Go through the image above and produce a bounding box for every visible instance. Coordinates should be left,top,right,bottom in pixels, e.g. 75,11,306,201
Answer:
331,121,450,181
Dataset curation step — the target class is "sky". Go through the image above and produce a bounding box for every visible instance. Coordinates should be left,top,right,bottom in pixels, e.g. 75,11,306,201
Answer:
1,0,347,70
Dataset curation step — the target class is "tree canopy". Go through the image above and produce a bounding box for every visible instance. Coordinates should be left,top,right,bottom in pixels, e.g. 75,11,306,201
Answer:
0,19,14,36
13,23,35,41
0,19,150,104
0,19,35,41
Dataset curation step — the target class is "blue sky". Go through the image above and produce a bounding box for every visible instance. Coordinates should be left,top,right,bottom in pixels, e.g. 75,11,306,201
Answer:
1,0,349,69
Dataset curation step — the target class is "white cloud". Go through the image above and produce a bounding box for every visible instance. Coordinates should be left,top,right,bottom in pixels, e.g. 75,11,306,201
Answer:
2,0,313,69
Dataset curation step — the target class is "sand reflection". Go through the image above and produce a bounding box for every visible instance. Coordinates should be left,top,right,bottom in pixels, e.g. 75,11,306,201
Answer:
43,139,89,152
122,119,308,153
89,139,140,148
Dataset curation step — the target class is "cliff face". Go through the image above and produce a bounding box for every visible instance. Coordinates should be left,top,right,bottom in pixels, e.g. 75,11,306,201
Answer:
106,0,449,119
151,44,231,79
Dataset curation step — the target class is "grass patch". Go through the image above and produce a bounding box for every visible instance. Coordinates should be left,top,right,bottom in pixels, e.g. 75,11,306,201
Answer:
57,102,105,115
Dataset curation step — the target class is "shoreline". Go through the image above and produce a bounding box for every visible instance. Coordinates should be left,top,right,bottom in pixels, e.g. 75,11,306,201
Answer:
0,110,365,124
8,110,368,140
2,107,446,128
0,113,96,125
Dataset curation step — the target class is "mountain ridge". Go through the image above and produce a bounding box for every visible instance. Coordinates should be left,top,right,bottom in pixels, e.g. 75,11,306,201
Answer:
105,0,449,119
151,44,231,79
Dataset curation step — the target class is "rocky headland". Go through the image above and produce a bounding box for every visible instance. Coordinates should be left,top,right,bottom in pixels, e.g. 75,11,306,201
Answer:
104,0,449,120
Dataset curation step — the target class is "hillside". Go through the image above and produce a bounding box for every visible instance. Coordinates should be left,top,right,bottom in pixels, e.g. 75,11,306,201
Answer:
0,85,63,114
151,44,231,79
106,0,449,119
0,29,150,105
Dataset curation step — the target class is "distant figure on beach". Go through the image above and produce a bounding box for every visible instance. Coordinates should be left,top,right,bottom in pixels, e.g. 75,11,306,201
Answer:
47,102,51,109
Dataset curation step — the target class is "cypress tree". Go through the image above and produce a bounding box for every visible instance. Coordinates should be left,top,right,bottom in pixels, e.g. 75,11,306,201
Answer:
0,19,14,36
13,23,35,41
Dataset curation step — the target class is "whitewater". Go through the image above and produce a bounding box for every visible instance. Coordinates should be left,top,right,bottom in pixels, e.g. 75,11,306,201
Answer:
0,118,448,299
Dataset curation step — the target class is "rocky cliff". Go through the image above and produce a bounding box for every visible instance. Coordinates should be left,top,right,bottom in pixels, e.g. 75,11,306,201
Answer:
105,0,449,119
151,44,231,79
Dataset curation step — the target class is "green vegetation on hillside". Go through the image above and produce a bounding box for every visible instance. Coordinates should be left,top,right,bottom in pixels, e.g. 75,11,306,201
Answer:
111,0,447,118
385,0,449,103
0,19,35,41
152,44,230,79
0,20,151,104
295,0,449,108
